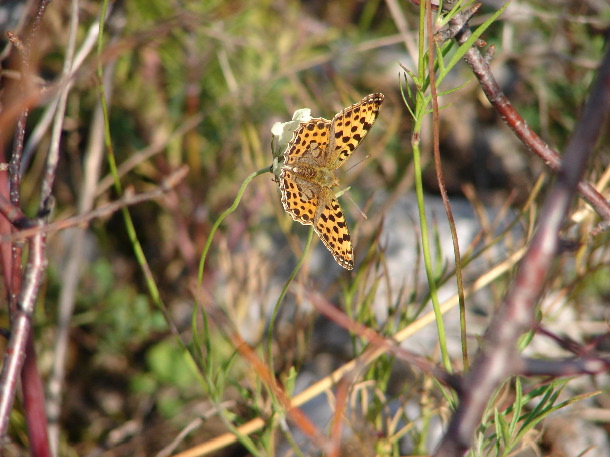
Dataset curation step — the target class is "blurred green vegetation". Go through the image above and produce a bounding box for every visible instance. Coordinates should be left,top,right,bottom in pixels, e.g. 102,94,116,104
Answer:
1,0,608,456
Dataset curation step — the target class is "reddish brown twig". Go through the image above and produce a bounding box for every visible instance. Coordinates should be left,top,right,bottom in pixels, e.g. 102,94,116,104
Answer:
426,0,468,370
0,166,188,244
0,221,48,441
521,357,610,378
444,9,610,227
198,296,332,453
0,1,58,452
434,34,610,457
309,291,456,388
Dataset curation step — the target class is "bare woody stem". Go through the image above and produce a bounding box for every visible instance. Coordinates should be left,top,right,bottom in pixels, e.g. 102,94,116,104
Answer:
434,27,610,457
0,225,47,438
450,12,610,224
0,0,60,448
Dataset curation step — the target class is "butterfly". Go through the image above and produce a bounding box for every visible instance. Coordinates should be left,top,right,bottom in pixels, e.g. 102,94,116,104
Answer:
278,93,384,269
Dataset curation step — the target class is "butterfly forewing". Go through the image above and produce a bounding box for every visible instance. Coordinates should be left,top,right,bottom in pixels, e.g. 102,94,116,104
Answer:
328,93,384,169
283,118,332,167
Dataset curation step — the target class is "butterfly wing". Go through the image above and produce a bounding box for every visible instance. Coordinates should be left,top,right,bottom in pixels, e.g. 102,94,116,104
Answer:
279,167,321,226
282,118,332,168
279,170,353,269
313,187,354,269
327,93,384,170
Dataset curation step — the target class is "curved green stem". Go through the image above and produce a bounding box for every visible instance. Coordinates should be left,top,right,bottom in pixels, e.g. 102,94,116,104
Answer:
266,227,314,363
197,167,269,283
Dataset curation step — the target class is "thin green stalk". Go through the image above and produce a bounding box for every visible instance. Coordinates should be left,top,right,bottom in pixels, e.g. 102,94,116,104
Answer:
410,142,451,371
97,0,163,316
197,167,269,283
409,4,452,372
190,167,274,456
97,0,200,383
266,227,314,364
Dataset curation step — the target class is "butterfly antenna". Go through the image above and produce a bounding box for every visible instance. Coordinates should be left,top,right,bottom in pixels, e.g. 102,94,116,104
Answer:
339,154,371,219
337,186,367,220
344,154,371,172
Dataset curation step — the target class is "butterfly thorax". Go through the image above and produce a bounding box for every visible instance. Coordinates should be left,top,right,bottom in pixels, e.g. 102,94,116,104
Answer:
284,164,338,188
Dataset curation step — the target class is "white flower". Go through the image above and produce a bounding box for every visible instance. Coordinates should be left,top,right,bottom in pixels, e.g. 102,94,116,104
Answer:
271,108,312,148
271,108,313,179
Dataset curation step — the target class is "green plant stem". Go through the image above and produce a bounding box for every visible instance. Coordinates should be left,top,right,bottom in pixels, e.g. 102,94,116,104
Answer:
97,0,165,320
409,4,452,373
197,167,269,283
411,142,452,372
266,227,314,365
426,2,467,370
192,166,274,456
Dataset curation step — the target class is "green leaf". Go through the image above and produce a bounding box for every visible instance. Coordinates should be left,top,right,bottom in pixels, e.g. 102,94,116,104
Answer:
508,378,523,436
440,2,511,86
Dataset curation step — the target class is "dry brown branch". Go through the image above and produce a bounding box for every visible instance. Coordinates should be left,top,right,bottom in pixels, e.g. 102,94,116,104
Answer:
0,166,189,244
443,8,610,227
434,25,610,457
0,1,56,452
